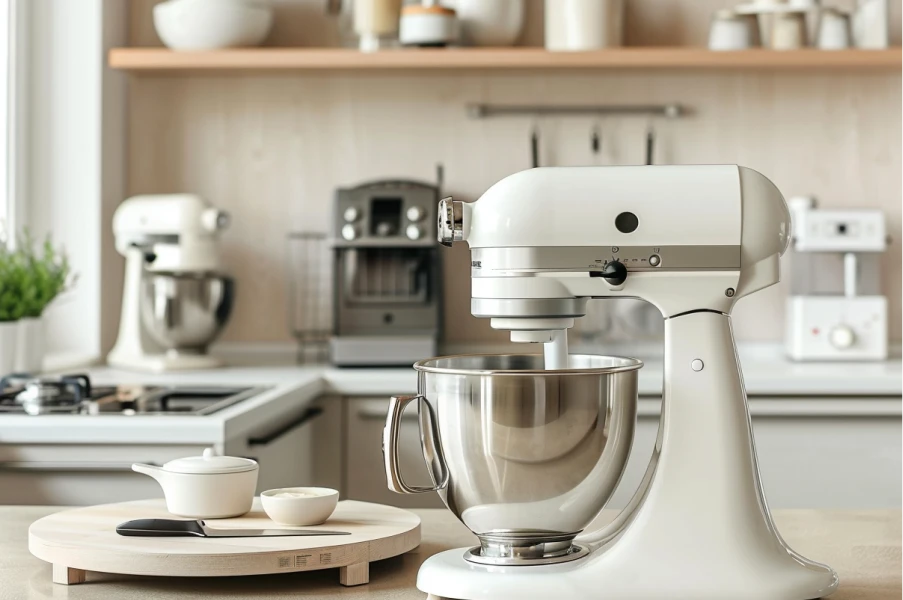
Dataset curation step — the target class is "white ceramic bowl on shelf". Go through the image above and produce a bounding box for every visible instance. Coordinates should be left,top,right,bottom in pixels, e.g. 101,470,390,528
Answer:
261,487,340,526
153,0,274,51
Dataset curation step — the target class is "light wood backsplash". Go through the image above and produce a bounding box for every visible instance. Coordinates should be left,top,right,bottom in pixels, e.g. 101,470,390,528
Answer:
124,1,902,346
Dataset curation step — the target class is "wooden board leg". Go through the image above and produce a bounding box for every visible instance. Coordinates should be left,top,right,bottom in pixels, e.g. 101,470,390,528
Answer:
338,561,369,586
52,565,86,585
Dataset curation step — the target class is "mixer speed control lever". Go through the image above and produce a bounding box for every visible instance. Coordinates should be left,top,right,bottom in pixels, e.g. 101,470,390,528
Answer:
591,261,628,286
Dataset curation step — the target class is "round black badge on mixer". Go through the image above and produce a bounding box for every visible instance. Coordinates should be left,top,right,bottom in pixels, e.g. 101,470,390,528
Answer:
615,212,639,233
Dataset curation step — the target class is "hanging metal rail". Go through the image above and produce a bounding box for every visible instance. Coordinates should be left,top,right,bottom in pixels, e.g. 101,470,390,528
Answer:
466,103,684,119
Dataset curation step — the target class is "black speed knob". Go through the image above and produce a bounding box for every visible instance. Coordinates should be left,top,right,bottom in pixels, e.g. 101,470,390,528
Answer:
600,261,627,285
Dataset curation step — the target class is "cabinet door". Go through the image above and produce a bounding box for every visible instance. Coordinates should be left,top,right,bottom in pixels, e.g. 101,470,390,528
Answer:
753,415,901,508
606,400,902,510
229,405,324,493
345,397,444,509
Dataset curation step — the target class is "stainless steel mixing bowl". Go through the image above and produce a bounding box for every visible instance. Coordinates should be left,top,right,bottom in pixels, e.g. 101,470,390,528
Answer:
140,273,235,352
383,354,641,564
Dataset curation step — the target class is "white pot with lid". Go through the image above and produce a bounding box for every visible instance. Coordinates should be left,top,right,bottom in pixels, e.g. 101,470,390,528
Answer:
133,448,258,519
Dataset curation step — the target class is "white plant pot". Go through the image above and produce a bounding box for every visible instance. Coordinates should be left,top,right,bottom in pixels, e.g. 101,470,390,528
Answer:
15,316,45,373
0,321,19,375
451,0,525,46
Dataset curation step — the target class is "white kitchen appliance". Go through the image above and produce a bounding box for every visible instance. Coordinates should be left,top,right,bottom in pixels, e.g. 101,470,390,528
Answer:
108,194,233,372
786,197,888,361
392,166,838,599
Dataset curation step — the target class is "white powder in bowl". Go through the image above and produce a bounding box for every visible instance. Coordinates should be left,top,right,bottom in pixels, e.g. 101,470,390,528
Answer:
273,491,317,499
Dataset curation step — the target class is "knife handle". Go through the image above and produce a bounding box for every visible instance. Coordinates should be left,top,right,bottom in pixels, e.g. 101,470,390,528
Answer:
116,518,206,537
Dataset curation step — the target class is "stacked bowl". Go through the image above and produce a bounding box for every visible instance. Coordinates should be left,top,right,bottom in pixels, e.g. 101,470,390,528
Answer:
154,0,274,50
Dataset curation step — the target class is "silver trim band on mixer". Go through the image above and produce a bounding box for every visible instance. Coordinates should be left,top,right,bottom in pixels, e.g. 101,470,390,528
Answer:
464,543,590,566
470,245,742,275
471,297,588,320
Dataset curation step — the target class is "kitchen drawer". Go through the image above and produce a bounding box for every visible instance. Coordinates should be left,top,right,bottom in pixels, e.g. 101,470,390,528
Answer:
345,397,444,509
752,415,901,508
226,404,323,494
608,399,902,509
0,444,208,505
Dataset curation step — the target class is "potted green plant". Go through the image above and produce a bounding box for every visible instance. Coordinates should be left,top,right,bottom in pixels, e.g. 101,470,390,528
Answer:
0,248,28,373
14,233,74,372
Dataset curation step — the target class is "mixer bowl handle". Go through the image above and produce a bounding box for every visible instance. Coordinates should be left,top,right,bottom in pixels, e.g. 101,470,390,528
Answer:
383,395,448,494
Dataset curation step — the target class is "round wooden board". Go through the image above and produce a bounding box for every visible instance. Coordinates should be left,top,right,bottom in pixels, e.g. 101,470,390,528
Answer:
28,499,420,586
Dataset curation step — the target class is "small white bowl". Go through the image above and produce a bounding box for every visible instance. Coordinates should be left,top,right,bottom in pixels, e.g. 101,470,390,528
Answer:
154,0,274,51
261,487,339,526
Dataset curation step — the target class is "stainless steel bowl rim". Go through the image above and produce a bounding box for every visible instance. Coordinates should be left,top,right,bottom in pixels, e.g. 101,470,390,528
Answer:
413,353,644,376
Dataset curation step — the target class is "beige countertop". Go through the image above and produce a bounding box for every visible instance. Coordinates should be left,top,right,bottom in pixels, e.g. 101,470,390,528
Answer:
2,506,900,600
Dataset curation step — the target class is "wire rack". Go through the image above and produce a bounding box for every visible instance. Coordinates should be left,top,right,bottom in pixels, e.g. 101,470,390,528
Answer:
287,232,333,364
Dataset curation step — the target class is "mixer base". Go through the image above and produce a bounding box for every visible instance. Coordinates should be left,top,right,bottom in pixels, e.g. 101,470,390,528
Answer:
417,546,837,600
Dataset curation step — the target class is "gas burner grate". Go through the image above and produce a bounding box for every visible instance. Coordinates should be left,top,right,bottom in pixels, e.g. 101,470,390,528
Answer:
0,373,93,415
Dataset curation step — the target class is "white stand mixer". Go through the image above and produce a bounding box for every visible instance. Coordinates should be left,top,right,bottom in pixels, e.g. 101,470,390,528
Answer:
415,166,837,600
107,194,231,372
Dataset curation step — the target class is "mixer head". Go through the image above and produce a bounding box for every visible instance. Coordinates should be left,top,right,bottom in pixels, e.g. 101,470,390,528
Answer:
114,194,230,273
439,165,791,341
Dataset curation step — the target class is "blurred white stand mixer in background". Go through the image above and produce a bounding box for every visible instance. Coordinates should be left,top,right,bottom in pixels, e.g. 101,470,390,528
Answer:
107,194,233,372
385,166,837,600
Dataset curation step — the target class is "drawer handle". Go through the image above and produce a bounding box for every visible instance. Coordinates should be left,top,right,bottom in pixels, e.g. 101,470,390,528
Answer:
248,407,322,447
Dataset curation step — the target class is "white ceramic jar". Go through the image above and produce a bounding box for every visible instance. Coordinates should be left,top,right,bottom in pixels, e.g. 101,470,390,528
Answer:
817,7,851,49
133,449,258,519
709,9,761,50
545,0,624,51
852,0,889,49
770,11,808,49
452,0,524,46
15,317,44,373
0,321,17,374
354,0,403,52
399,4,458,47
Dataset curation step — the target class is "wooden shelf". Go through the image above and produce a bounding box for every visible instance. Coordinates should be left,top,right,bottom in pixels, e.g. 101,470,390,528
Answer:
109,47,902,73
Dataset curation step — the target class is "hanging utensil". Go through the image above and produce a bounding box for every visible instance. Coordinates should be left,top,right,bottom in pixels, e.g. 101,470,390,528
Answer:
590,122,602,166
530,125,540,168
645,127,655,166
325,0,342,15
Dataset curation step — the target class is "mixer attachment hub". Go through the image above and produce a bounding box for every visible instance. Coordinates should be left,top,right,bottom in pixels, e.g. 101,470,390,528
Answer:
465,531,589,566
